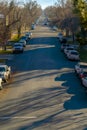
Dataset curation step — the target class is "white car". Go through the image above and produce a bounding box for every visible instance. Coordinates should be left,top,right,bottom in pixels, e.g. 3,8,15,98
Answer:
0,78,2,90
0,64,11,83
19,39,26,47
25,32,32,39
75,62,87,74
81,77,87,88
64,46,75,55
66,50,80,61
13,43,24,53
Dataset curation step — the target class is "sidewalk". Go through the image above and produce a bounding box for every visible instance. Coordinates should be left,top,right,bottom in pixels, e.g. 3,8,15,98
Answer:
0,54,14,60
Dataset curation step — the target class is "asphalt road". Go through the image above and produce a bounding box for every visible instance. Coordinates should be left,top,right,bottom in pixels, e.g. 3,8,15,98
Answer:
0,25,87,130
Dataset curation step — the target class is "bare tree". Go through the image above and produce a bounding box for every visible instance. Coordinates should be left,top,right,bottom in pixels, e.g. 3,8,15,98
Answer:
45,0,80,43
0,0,42,50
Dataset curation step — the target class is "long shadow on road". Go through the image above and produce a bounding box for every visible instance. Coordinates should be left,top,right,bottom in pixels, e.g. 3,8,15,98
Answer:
0,87,66,127
55,71,87,110
7,36,76,72
3,36,87,129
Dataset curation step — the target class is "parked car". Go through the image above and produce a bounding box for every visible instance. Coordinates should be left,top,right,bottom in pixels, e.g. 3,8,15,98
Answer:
19,39,26,47
31,24,35,30
0,64,11,83
60,37,67,43
20,36,28,42
79,71,87,79
66,50,80,61
81,77,87,88
25,32,32,39
71,44,79,50
64,46,75,55
61,44,70,51
0,78,2,90
6,40,15,46
57,32,63,41
52,26,58,31
13,43,24,53
75,62,87,75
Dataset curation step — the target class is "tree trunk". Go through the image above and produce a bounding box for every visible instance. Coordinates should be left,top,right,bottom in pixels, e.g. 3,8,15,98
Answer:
17,27,21,38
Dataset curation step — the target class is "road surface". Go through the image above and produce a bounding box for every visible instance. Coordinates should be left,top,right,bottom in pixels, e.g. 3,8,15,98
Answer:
0,25,87,130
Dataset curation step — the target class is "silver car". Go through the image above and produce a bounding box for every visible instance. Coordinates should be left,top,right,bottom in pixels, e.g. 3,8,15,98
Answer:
13,43,24,53
0,64,11,83
57,32,63,41
19,39,26,47
75,62,87,74
81,77,87,88
64,46,75,55
66,50,80,61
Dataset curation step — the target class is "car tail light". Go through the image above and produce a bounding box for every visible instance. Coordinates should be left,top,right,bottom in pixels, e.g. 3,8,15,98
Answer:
80,74,84,78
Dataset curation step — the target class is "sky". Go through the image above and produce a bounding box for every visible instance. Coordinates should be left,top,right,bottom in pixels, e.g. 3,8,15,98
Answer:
17,0,56,9
36,0,55,9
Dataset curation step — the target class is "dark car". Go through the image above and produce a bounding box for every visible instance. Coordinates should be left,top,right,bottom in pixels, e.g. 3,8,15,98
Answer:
20,36,28,41
60,38,67,43
12,43,24,53
61,43,70,51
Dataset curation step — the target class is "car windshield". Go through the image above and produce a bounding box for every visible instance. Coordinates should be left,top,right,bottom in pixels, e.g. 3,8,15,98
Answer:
71,52,78,55
58,33,62,35
84,77,87,80
0,67,5,72
67,48,74,50
80,65,87,68
63,44,69,47
14,44,22,47
83,72,87,74
19,42,24,43
21,36,26,39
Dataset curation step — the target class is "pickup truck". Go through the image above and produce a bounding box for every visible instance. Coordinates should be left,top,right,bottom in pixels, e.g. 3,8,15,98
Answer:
0,64,11,83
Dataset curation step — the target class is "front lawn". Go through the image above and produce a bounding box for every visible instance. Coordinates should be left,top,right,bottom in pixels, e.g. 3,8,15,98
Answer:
0,59,6,63
0,50,12,54
79,48,87,62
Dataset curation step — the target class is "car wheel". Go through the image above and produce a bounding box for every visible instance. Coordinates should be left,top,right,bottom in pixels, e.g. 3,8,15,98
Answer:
74,69,78,75
3,79,7,83
0,85,3,90
8,74,11,79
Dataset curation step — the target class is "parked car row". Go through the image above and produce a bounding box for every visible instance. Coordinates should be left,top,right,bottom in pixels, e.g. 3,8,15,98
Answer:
12,31,32,53
61,43,80,61
0,64,11,90
0,31,32,89
57,32,87,90
57,32,67,43
57,32,80,61
75,62,87,89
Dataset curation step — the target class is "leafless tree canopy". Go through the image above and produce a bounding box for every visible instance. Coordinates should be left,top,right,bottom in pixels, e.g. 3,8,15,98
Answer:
0,0,42,47
44,0,80,36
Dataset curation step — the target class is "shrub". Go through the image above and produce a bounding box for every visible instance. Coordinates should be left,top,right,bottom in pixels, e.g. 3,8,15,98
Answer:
11,34,20,42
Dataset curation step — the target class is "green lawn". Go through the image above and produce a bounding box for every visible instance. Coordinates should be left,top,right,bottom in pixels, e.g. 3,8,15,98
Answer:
0,59,6,63
0,49,12,54
79,48,87,62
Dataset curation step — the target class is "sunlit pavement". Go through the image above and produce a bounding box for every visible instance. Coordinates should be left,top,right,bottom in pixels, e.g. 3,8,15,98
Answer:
0,25,87,130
